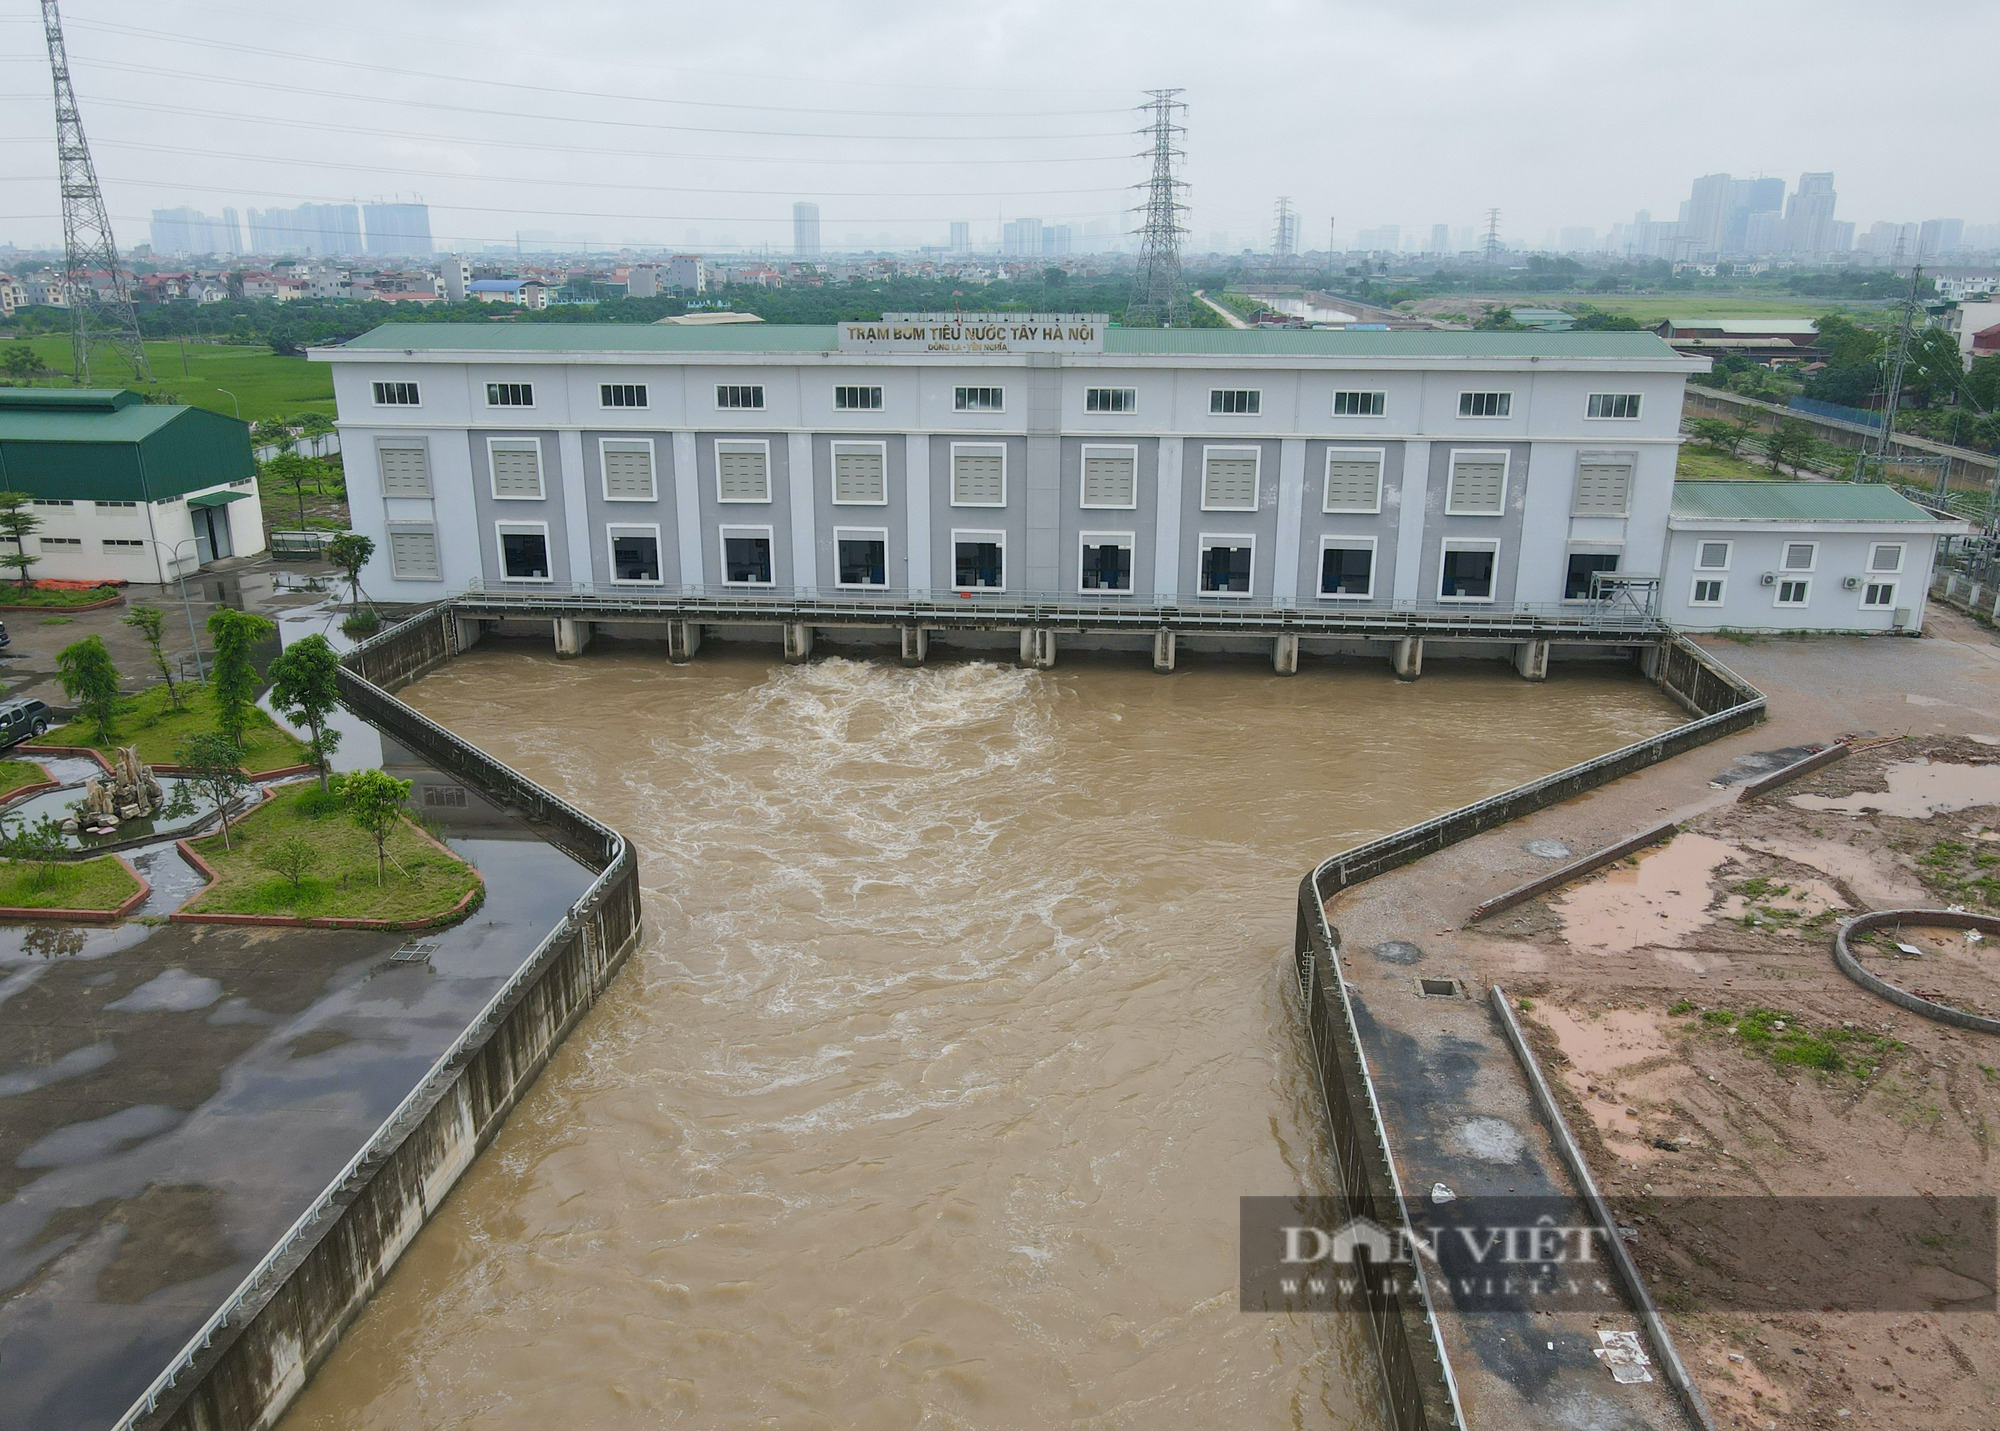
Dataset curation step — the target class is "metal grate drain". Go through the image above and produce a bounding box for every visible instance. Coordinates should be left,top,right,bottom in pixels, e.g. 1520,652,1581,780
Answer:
390,940,439,963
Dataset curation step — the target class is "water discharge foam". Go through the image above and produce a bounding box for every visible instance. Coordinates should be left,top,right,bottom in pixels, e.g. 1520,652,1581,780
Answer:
279,649,1682,1431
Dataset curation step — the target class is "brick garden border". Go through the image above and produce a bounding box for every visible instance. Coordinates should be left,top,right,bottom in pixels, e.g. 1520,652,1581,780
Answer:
0,590,125,613
0,853,150,923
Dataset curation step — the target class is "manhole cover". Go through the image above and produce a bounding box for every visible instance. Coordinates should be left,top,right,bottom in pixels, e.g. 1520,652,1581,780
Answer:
1372,940,1424,966
1523,839,1572,860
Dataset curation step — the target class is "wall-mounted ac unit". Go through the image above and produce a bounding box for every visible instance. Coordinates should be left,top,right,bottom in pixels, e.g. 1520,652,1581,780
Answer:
1759,571,1776,586
1842,575,1861,590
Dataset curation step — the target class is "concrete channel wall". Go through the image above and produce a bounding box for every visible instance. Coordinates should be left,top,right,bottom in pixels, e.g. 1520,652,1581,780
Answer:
128,608,643,1431
1291,635,1764,1431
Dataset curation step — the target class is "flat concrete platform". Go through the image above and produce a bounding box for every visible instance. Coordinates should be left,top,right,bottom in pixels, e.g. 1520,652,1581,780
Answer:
1325,613,2000,1428
0,768,597,1431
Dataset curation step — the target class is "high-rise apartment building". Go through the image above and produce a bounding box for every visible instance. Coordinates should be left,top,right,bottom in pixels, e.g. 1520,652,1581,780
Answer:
1558,227,1596,254
1429,224,1451,254
149,207,241,256
793,202,821,258
1918,218,1965,258
1783,173,1838,256
247,202,362,257
1724,177,1785,251
1042,224,1073,258
1683,172,1732,254
362,202,434,257
948,221,970,253
1002,217,1043,256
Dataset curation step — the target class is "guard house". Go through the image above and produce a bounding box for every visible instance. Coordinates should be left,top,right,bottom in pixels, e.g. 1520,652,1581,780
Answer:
0,388,265,584
1661,481,1963,634
315,318,1703,615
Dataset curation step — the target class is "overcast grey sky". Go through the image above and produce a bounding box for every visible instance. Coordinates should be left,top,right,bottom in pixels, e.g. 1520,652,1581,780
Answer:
0,0,1988,255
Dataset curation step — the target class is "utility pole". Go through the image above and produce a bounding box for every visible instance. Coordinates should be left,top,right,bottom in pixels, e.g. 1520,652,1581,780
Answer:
1854,246,1925,484
1127,88,1189,328
42,0,149,387
1482,208,1502,269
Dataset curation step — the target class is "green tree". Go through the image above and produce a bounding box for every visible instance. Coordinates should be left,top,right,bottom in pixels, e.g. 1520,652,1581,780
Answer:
342,767,413,886
1,814,71,894
121,604,183,710
1,343,48,383
1965,354,2000,414
268,634,343,791
0,491,42,588
56,635,121,743
251,417,295,455
205,607,275,749
295,411,337,457
1763,417,1816,475
325,532,375,611
176,731,249,850
1904,327,1968,410
1689,417,1750,455
262,452,316,529
258,834,320,890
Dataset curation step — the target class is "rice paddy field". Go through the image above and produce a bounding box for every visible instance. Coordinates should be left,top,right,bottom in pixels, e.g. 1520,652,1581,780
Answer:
9,337,333,423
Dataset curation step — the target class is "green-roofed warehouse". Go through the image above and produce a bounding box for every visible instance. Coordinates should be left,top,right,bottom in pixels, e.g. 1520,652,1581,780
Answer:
1664,481,1963,634
0,388,265,583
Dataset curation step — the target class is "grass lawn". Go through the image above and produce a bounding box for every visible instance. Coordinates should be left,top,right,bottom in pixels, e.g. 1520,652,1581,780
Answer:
43,682,312,775
1677,445,1790,482
14,337,333,423
0,854,141,911
1485,293,1880,323
0,760,51,797
183,781,482,924
0,583,123,609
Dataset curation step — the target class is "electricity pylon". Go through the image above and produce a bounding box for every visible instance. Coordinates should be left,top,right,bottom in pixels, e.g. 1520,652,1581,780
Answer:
1127,88,1189,328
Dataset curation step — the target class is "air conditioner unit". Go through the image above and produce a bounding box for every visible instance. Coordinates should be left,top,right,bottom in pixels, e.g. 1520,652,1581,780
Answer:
1759,571,1776,586
1842,575,1861,590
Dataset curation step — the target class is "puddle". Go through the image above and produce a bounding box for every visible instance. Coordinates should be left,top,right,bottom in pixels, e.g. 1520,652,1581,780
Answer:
0,1040,115,1097
1551,832,1736,956
1740,837,1927,908
1789,759,2000,818
1539,1005,1684,1163
15,1105,182,1169
105,968,224,1014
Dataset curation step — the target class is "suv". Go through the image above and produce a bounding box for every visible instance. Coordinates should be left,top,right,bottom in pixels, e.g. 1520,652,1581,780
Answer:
0,698,51,750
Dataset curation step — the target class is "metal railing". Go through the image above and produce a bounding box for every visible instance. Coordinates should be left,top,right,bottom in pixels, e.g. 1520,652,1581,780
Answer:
451,580,1666,638
111,608,634,1431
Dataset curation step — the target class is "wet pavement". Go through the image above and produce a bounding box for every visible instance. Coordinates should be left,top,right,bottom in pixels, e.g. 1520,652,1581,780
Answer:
0,746,596,1431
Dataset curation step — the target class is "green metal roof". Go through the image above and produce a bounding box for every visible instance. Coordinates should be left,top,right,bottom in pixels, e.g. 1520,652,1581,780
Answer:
0,391,255,502
1671,480,1942,524
326,321,1684,361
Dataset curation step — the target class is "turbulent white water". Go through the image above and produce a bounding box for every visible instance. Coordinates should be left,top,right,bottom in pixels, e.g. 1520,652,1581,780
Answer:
279,648,1681,1430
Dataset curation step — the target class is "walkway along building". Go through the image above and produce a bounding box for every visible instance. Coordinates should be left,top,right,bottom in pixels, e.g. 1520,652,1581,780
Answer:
0,389,264,584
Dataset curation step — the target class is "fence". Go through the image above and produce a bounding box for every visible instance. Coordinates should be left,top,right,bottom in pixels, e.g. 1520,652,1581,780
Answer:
1289,635,1763,1429
122,606,641,1431
1788,394,1884,430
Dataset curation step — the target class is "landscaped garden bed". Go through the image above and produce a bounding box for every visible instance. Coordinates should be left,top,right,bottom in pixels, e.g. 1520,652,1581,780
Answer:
0,581,124,611
177,779,483,928
0,759,53,799
0,852,146,919
36,682,313,776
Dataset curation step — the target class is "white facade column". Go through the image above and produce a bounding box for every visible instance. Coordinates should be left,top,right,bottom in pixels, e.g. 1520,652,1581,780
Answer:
558,429,591,588
672,430,702,589
1271,437,1307,607
1392,440,1431,603
906,434,932,595
1153,438,1184,599
787,431,816,594
1516,442,1572,604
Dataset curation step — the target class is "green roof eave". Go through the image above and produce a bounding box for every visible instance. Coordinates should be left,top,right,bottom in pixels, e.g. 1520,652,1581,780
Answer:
1669,480,1961,526
187,489,253,509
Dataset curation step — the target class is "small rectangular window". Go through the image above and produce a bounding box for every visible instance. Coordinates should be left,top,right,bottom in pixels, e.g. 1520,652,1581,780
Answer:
387,523,441,579
38,536,82,547
609,527,661,583
1333,390,1385,417
1868,543,1904,573
489,442,543,499
951,446,1006,506
1323,452,1383,513
1572,461,1632,516
600,383,648,408
1439,542,1497,601
1198,540,1254,595
103,538,146,549
1079,536,1133,593
498,525,550,580
372,380,420,406
1776,577,1810,606
33,499,74,507
1781,542,1816,572
1085,387,1136,413
834,385,884,411
1564,551,1621,600
1446,454,1506,515
1695,540,1731,570
953,534,1005,590
716,442,771,502
1862,580,1897,609
379,445,431,498
1201,448,1259,511
835,530,889,588
831,444,887,504
94,500,137,509
601,440,656,501
486,382,534,407
954,386,1005,412
717,384,765,410
1209,389,1261,415
722,529,774,584
1458,391,1511,418
1586,393,1642,419
1691,577,1725,605
1319,541,1375,599
1080,448,1137,509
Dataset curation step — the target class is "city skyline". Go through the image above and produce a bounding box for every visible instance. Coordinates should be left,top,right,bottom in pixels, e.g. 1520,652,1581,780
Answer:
0,0,1992,256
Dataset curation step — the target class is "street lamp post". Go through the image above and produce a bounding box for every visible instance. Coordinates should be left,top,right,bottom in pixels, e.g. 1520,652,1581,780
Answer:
150,538,206,681
215,387,240,419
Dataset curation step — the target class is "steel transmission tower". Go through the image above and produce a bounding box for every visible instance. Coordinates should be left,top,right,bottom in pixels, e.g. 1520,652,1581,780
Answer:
1127,88,1189,328
1482,208,1502,268
1853,251,1929,486
42,0,149,386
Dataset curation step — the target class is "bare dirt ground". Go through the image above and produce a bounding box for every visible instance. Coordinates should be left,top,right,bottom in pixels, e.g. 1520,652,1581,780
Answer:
1487,736,2000,1431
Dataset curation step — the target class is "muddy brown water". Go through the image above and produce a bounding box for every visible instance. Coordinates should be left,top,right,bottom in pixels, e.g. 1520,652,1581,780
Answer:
278,646,1683,1430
